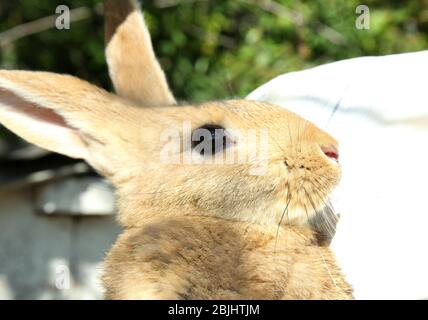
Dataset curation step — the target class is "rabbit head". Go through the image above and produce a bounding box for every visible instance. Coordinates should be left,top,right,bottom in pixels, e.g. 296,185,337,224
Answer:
0,1,340,230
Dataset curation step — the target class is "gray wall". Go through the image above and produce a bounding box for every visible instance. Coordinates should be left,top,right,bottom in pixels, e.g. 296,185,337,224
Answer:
0,185,121,299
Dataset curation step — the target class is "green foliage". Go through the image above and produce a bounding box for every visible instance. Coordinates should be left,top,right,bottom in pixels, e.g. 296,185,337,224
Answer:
1,0,428,100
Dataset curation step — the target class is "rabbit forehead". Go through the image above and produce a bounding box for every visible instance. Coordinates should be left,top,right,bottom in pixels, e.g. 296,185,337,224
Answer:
159,99,307,130
196,100,338,148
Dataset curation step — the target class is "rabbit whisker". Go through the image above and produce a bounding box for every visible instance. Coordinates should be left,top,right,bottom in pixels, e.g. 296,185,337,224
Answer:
303,183,339,242
274,188,292,256
308,186,338,239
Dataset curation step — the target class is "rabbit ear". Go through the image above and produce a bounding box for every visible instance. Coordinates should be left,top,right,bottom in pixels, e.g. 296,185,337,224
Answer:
0,70,133,174
104,0,176,106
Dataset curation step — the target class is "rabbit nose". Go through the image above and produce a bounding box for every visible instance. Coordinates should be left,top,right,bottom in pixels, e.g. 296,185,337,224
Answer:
321,144,339,161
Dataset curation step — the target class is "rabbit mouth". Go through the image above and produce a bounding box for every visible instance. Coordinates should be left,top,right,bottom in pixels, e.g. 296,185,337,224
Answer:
272,164,340,227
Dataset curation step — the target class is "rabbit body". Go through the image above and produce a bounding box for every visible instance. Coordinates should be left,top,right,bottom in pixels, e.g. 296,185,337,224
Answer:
103,216,352,299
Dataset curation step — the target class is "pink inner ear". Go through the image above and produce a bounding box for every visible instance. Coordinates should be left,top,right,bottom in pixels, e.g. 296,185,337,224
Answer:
0,88,69,128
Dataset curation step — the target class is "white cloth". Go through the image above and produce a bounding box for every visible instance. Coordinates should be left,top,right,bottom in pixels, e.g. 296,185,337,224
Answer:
247,50,428,299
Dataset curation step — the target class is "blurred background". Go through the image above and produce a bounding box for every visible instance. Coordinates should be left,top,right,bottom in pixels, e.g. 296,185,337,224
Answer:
0,0,427,299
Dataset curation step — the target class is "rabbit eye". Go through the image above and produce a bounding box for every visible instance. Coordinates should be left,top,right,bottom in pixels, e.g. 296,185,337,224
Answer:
192,124,228,156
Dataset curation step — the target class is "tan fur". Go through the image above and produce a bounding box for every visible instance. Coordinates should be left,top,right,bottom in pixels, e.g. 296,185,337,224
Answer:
0,1,353,299
105,0,176,105
104,216,351,300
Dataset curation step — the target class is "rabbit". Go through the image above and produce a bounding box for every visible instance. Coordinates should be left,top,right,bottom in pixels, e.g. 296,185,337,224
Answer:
0,0,352,299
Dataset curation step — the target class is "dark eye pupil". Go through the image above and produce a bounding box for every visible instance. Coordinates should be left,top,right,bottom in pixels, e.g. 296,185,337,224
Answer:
192,124,227,156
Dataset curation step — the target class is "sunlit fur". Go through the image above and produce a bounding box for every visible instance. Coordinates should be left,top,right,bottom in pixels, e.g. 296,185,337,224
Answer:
0,0,352,299
104,0,176,105
104,217,351,299
110,100,341,228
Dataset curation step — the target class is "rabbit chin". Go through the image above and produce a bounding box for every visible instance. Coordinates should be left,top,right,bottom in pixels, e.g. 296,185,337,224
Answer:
210,198,327,227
